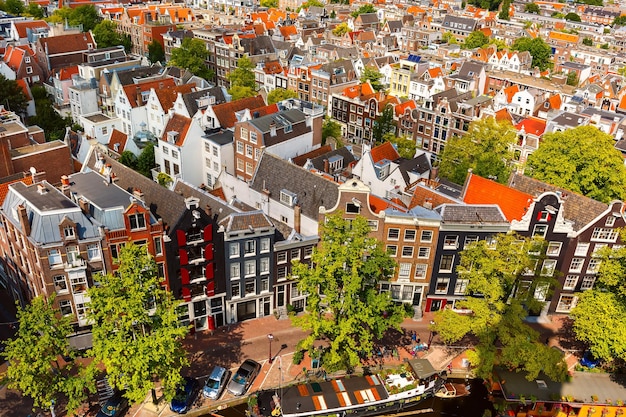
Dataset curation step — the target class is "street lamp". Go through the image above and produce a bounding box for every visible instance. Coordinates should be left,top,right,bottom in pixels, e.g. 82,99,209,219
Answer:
428,320,436,349
268,333,274,363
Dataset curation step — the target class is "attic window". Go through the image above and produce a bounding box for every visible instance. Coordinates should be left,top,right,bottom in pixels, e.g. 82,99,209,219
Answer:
279,189,297,207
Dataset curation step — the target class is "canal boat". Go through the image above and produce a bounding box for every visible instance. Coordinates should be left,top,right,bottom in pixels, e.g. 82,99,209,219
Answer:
434,382,470,399
274,358,443,417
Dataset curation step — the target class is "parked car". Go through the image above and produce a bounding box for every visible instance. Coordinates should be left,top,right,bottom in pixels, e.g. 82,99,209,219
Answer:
170,377,199,414
580,350,600,368
96,394,129,417
226,359,261,396
203,366,231,400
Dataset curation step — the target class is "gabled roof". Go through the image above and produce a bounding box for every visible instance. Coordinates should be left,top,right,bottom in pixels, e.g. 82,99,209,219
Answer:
502,85,519,103
210,95,266,129
394,100,416,117
494,108,513,123
516,117,546,136
107,129,127,153
462,173,532,221
15,79,31,100
507,172,608,231
219,210,274,233
279,25,298,37
370,141,400,164
13,20,49,38
58,65,79,80
292,145,333,166
155,84,195,112
437,204,508,225
160,114,191,147
38,32,94,55
122,78,176,108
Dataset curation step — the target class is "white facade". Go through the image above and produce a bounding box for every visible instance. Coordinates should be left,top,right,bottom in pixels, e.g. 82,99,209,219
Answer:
202,133,234,189
79,113,123,144
155,116,206,186
70,84,99,124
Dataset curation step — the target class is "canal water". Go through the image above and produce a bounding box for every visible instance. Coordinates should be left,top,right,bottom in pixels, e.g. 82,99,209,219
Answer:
203,379,495,417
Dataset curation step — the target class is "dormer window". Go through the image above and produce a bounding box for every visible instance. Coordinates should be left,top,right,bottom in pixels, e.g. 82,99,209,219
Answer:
64,226,75,239
129,213,146,230
280,189,297,207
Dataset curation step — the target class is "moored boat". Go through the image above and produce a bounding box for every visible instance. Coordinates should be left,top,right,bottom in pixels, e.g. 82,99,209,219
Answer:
434,382,471,399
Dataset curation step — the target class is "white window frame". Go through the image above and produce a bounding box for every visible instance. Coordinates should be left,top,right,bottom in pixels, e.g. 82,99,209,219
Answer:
563,275,579,291
230,263,240,280
546,242,562,257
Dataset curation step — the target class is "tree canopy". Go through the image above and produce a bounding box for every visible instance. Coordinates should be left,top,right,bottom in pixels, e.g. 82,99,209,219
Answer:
3,0,24,15
360,67,384,92
291,214,408,372
350,4,376,18
463,30,490,49
565,12,581,21
87,243,189,404
0,75,27,116
524,2,540,13
25,3,44,18
260,0,278,7
92,20,125,49
512,37,553,71
136,142,155,178
613,15,626,26
526,125,626,203
148,40,165,64
227,56,257,100
267,88,298,104
48,5,99,32
3,296,96,416
432,233,568,382
297,0,324,11
169,38,212,80
322,116,342,146
332,22,350,36
438,117,516,185
384,133,416,160
372,106,396,143
467,0,502,11
28,86,71,142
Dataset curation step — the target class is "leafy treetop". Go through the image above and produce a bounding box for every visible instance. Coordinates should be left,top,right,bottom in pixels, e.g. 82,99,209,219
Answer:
227,56,257,100
463,30,490,49
169,38,212,80
351,4,376,18
512,37,553,71
48,5,100,32
360,67,384,92
0,75,27,115
267,88,298,104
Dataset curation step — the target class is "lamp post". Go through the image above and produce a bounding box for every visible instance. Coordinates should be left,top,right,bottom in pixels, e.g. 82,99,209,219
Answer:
268,333,274,363
428,320,435,349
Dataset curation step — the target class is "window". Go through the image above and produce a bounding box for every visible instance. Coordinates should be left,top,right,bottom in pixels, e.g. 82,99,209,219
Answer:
569,258,584,273
591,227,618,242
246,144,253,157
64,226,75,239
575,242,590,256
563,275,579,290
245,280,255,295
398,263,411,278
464,235,479,249
153,237,163,256
386,245,398,256
401,246,414,258
129,213,146,230
245,240,256,255
421,230,433,242
230,263,240,279
541,259,557,276
304,247,313,258
213,146,218,156
230,243,240,258
443,235,458,249
534,283,549,301
260,258,269,275
435,278,450,294
581,276,596,290
236,141,244,154
538,211,550,222
70,275,87,293
250,131,257,144
279,189,296,206
605,216,616,227
261,278,269,292
454,279,468,295
587,259,600,274
592,244,606,257
414,264,427,278
59,300,73,316
291,249,300,260
231,281,240,298
240,127,248,141
404,230,416,241
387,228,400,240
274,248,290,264
245,260,256,276
546,242,562,257
255,148,261,161
556,294,577,313
533,224,548,238
418,247,430,258
171,150,179,159
49,249,62,266
87,244,101,260
66,246,80,265
439,255,454,272
53,275,68,293
277,266,287,280
260,238,270,253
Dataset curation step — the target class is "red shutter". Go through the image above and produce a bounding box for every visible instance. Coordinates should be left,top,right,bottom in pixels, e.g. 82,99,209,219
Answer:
180,268,190,285
179,249,188,265
204,243,213,261
205,265,214,280
182,287,191,302
206,281,215,296
536,212,542,221
547,214,552,222
203,224,213,241
177,229,186,247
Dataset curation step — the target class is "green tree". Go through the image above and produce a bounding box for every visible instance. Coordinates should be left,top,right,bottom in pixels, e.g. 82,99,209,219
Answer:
4,0,24,15
433,234,567,382
566,71,578,86
260,0,278,6
467,0,502,11
439,117,516,185
169,38,212,80
463,30,490,49
360,67,384,91
291,214,407,372
612,15,626,26
148,40,165,64
600,43,609,49
565,12,581,21
512,37,553,71
322,116,342,145
442,31,458,44
25,3,44,18
582,37,593,46
297,0,324,11
350,4,376,18
267,88,298,104
157,172,173,187
372,105,396,144
489,38,507,51
524,2,540,13
330,10,336,18
28,86,71,142
228,85,257,101
551,11,564,18
498,0,511,20
3,296,96,416
87,243,189,404
383,133,416,159
0,75,27,115
228,56,256,99
49,5,99,31
92,20,124,49
136,143,155,178
332,22,350,36
118,150,137,169
526,125,626,203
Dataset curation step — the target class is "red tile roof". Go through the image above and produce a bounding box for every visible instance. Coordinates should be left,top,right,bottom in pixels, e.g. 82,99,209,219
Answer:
394,100,416,117
0,176,33,205
462,173,532,221
38,32,94,55
160,114,191,147
369,194,407,214
107,129,127,153
58,65,79,81
13,20,48,39
15,79,31,100
263,60,283,74
516,117,546,136
155,84,195,112
370,141,400,164
292,145,333,166
502,85,519,103
122,78,176,108
494,108,512,123
210,95,266,129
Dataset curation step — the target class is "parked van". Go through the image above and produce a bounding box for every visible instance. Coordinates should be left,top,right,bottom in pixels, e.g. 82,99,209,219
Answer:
203,366,230,400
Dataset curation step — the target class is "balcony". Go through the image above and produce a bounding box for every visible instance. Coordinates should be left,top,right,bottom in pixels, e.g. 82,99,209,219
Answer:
65,258,86,271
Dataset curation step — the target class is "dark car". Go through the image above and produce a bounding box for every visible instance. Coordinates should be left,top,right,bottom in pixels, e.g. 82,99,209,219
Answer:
170,377,199,414
226,359,261,396
96,394,129,417
580,350,600,368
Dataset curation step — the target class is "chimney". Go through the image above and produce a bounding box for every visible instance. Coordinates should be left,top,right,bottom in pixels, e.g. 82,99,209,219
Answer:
323,158,329,173
136,87,144,106
423,199,433,210
37,184,47,195
430,166,439,181
78,198,90,215
269,121,277,137
294,204,301,234
17,205,30,236
133,188,144,200
31,170,46,183
60,175,70,197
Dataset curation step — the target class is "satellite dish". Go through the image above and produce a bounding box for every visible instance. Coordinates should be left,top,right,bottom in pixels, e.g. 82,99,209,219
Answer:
29,167,36,175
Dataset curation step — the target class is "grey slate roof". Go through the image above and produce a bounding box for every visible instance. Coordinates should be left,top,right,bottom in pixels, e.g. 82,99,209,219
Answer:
114,65,164,87
250,153,339,220
507,173,608,232
181,88,226,116
3,181,101,244
172,180,239,224
204,129,234,146
397,153,431,184
436,204,508,225
219,210,274,233
550,111,589,128
307,147,356,173
241,35,275,56
248,108,307,133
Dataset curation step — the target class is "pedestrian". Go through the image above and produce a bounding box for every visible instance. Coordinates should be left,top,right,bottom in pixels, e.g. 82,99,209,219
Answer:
411,331,417,344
